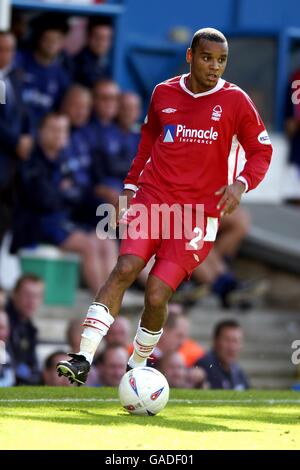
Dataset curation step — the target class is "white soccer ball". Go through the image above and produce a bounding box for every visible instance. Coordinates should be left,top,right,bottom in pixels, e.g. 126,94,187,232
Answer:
118,366,169,416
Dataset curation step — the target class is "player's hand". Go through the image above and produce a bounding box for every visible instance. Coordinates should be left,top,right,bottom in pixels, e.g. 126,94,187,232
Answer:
215,180,246,217
109,188,136,229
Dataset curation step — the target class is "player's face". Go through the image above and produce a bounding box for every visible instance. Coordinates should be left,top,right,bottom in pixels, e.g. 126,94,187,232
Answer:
187,39,228,91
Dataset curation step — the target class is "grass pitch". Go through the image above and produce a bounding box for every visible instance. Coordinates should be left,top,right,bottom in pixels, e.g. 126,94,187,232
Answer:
0,387,299,450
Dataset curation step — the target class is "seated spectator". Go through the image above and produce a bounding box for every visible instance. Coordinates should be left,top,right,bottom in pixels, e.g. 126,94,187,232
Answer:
17,17,70,130
157,352,189,388
195,320,249,390
105,316,131,351
12,112,118,293
0,287,7,310
152,305,205,367
189,208,268,309
89,79,128,204
60,84,98,227
95,345,128,387
157,351,207,389
117,92,142,160
6,274,44,385
0,31,32,243
73,16,113,88
43,351,71,386
0,310,15,387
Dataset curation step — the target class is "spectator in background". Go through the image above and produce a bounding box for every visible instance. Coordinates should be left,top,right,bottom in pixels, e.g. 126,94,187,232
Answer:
89,79,124,205
157,351,207,389
157,352,187,388
0,31,33,243
6,274,44,385
17,17,70,130
105,316,131,351
95,345,128,387
153,305,205,367
60,84,97,227
73,16,113,88
195,320,249,390
117,92,142,161
43,351,71,386
0,310,15,387
12,113,118,293
174,208,268,309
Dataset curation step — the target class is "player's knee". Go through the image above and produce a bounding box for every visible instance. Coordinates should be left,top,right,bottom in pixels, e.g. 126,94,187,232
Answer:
145,286,169,311
114,256,139,281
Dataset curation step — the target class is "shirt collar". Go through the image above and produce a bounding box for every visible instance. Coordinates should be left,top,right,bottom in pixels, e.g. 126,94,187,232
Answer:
179,73,225,98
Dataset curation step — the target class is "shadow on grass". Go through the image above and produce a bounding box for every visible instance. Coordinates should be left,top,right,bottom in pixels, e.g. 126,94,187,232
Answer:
207,410,300,427
0,407,252,434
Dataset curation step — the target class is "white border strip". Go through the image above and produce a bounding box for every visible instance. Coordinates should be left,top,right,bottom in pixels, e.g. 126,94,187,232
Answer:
0,398,300,404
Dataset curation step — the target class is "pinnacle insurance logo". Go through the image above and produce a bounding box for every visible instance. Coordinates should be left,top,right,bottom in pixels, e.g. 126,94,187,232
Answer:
163,124,218,144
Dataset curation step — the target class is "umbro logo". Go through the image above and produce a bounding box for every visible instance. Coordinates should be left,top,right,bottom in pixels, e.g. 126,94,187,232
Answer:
162,108,177,113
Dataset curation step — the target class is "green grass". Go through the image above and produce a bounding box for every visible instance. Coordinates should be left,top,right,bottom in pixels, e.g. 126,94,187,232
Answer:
0,387,299,450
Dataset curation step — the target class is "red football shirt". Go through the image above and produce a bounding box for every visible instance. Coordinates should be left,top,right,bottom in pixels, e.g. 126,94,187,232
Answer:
124,73,272,216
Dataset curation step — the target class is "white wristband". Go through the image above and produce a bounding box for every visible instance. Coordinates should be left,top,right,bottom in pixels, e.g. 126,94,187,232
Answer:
236,176,248,193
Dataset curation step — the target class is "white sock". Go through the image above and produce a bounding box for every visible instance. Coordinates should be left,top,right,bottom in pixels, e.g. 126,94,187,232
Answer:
79,302,114,364
128,322,163,369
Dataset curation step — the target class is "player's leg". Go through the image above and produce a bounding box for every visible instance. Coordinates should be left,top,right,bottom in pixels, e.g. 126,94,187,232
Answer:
57,254,146,384
127,257,187,370
127,273,174,370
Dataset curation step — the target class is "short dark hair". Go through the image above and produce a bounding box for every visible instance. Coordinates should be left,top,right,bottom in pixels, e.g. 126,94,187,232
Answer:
14,273,43,292
191,28,227,52
213,320,241,339
44,351,67,370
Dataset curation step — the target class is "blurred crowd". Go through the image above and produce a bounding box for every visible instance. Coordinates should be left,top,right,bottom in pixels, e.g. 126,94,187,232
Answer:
0,273,249,389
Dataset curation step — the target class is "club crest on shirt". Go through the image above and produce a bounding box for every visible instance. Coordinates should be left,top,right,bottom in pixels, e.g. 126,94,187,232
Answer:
211,105,222,121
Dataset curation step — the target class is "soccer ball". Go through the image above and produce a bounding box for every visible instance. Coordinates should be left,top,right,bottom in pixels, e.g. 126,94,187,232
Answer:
118,366,169,416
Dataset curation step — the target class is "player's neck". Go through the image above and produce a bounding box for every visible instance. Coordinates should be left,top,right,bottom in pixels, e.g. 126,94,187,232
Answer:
186,74,216,94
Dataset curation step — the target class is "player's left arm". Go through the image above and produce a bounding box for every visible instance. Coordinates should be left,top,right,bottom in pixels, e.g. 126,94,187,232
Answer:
216,92,273,216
